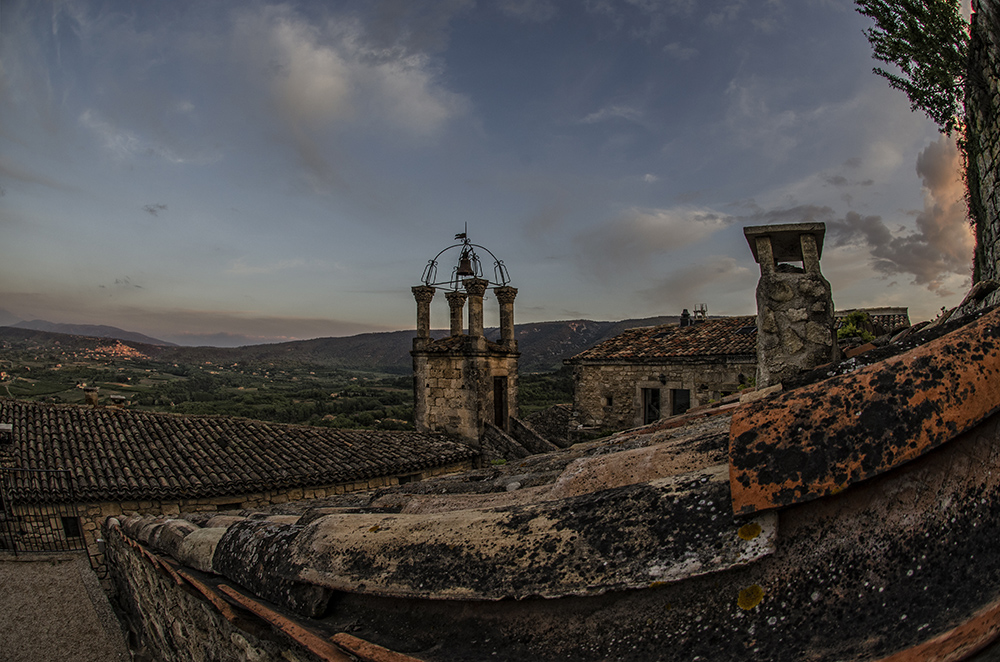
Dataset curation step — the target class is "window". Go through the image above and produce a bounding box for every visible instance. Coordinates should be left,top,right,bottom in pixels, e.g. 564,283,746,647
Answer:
494,376,509,431
61,516,82,539
671,389,691,416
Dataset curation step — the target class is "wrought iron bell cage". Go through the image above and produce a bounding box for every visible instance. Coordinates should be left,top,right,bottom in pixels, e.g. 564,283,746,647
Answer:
420,232,511,291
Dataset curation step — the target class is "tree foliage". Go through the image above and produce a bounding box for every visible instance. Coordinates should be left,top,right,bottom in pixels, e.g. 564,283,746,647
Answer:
855,0,969,134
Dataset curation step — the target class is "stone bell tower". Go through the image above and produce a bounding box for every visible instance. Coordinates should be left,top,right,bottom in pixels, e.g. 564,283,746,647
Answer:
744,222,839,388
411,233,519,444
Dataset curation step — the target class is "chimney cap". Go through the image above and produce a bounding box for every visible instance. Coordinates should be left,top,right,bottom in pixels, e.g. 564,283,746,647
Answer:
744,222,825,264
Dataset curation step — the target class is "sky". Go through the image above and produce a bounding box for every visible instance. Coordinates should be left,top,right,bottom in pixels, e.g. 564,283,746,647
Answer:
0,0,976,346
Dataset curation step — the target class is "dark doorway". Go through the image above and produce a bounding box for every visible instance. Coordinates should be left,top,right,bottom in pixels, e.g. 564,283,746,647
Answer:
494,376,509,431
671,388,691,416
642,388,661,425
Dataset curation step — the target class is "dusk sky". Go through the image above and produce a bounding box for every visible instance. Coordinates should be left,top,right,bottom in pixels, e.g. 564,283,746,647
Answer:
1,0,975,346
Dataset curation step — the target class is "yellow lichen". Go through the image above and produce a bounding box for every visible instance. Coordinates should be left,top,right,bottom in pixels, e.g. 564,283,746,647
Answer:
368,524,381,533
738,584,764,610
737,522,763,540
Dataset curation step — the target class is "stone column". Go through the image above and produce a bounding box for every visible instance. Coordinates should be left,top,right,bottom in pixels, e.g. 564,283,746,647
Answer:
755,236,776,275
463,278,488,338
445,291,468,336
411,286,435,349
800,233,821,274
494,286,518,350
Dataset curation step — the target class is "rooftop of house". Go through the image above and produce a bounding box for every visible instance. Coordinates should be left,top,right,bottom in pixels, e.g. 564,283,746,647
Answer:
833,307,911,335
564,315,757,364
107,302,1000,660
0,400,477,505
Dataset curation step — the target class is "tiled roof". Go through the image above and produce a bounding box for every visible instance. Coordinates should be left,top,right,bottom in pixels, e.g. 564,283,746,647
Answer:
566,316,757,363
834,307,911,335
0,399,477,505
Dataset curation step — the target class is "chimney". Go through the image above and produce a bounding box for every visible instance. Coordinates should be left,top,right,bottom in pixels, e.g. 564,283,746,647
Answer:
744,222,839,388
680,309,691,327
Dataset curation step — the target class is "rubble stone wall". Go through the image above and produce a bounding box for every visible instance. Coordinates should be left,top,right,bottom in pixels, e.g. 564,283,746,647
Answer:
104,526,307,662
571,359,755,430
969,0,1000,293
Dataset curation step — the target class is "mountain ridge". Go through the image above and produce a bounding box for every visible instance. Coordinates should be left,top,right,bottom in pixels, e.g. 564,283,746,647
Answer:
0,316,680,373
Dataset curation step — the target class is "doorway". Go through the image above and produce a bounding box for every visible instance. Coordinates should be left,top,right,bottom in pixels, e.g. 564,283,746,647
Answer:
641,388,661,425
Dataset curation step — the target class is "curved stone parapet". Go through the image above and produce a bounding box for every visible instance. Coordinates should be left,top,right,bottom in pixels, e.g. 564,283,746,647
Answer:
730,306,1000,514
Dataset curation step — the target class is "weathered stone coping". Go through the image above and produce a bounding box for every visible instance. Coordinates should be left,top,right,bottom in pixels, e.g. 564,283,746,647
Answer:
270,464,777,601
730,305,1000,514
112,467,777,605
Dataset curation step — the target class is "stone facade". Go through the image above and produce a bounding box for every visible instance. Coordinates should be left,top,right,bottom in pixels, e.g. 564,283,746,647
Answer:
565,316,757,432
412,280,519,444
969,0,1000,295
570,359,754,431
745,223,839,387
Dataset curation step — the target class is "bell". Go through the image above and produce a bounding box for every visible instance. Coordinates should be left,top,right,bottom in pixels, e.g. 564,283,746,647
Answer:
456,254,475,277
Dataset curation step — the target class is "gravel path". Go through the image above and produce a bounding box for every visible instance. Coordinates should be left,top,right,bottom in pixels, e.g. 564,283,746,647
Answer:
0,553,129,662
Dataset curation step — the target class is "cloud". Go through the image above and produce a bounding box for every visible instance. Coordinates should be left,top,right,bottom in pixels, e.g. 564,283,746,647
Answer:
0,158,79,193
225,257,329,276
575,206,732,276
580,104,643,125
362,0,473,55
78,109,219,165
826,137,973,296
639,256,752,309
499,0,558,22
229,4,469,191
663,42,698,60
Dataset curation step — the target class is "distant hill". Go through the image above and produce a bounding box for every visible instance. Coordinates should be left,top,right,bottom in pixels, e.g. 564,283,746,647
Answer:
10,320,175,347
0,316,679,373
0,309,20,327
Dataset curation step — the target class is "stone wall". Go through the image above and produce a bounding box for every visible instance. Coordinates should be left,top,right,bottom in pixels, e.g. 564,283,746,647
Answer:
105,524,312,662
969,0,1000,294
415,351,518,442
570,358,755,431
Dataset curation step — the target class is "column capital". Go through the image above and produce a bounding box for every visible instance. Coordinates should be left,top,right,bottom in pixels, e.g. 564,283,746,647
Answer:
463,278,488,297
411,285,436,303
493,286,518,304
445,290,468,305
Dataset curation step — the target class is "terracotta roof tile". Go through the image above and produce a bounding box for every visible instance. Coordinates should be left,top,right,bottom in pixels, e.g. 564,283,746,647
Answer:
0,399,477,505
566,316,757,363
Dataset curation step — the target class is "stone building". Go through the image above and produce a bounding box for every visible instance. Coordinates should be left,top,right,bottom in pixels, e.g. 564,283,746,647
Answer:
564,314,757,431
0,398,477,570
411,235,519,444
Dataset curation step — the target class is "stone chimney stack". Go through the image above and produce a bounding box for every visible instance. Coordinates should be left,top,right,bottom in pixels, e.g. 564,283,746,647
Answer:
744,222,839,388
